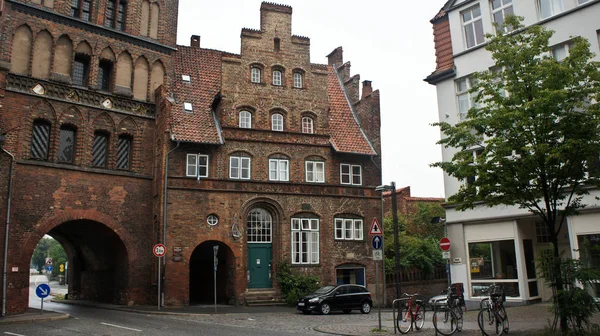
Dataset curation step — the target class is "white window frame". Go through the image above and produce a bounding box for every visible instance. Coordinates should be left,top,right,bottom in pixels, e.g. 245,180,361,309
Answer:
462,5,485,49
272,70,282,86
334,218,364,241
239,111,252,129
271,113,284,131
186,154,209,178
340,164,362,185
305,161,325,183
269,159,289,181
181,74,191,82
251,67,261,83
491,0,514,33
456,77,474,121
302,117,314,134
538,0,563,19
229,156,251,180
551,42,572,61
184,102,193,112
291,218,319,265
293,72,303,88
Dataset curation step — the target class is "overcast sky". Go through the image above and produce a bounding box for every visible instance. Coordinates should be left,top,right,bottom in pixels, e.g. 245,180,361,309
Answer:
176,0,448,198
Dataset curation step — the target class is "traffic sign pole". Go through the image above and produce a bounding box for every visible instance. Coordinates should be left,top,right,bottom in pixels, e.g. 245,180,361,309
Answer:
157,255,161,310
153,244,166,311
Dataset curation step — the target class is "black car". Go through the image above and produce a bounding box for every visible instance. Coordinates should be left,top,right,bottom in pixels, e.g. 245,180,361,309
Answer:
297,284,372,315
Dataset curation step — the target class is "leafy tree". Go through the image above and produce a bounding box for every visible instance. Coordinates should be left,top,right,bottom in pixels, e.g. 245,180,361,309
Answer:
31,238,52,272
383,202,445,277
432,16,600,333
48,240,67,278
30,237,67,278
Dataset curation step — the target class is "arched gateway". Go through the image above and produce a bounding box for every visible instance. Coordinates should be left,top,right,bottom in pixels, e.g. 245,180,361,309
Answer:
189,241,236,304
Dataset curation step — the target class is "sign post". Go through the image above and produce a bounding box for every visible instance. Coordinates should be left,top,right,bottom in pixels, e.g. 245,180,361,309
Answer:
153,244,166,310
35,283,50,315
372,234,383,331
439,237,451,287
213,245,219,313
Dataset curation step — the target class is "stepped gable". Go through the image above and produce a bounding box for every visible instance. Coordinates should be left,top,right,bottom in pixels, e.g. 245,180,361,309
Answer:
327,65,377,156
171,46,223,144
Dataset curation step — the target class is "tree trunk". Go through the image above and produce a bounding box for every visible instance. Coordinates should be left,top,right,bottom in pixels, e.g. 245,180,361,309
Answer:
550,229,568,333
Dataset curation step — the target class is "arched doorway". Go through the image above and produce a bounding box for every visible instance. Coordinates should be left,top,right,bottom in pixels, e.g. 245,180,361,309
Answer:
32,220,129,304
189,241,235,304
247,208,273,288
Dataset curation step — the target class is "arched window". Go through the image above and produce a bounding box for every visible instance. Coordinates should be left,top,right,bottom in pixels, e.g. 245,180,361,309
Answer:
140,0,150,37
105,0,127,31
272,69,282,86
58,125,76,164
293,71,303,88
71,0,92,21
247,208,272,243
92,131,109,168
54,35,73,77
150,61,165,102
133,57,149,100
31,120,51,160
116,51,133,90
302,116,314,134
31,30,52,79
116,135,132,170
11,25,33,75
251,66,261,83
239,111,252,129
149,2,159,39
271,113,283,131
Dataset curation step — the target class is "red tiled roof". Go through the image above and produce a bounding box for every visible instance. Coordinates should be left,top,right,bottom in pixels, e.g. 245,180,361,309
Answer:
171,46,223,144
327,66,376,155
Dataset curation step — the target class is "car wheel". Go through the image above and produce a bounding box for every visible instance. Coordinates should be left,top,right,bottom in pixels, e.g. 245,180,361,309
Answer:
360,301,372,314
319,302,331,315
302,310,311,315
343,309,352,314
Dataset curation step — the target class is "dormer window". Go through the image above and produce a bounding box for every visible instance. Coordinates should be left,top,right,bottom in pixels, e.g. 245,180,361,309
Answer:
182,74,191,82
273,70,282,86
251,67,262,83
184,103,193,112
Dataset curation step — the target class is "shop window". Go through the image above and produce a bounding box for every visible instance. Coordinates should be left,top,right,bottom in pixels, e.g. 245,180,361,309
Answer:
336,266,365,286
468,240,520,297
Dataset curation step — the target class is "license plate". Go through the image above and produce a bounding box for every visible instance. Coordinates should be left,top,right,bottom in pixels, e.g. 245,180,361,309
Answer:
298,302,305,306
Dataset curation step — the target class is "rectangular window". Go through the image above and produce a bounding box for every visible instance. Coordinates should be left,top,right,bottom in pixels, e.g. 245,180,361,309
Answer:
71,0,79,17
251,67,261,83
116,1,126,30
552,42,572,61
578,0,591,3
539,0,563,19
291,218,319,264
92,133,109,168
456,77,474,121
104,0,115,27
469,240,520,298
98,61,112,91
239,111,252,128
340,164,362,185
535,221,551,243
58,128,76,163
306,161,325,183
302,117,314,134
31,122,50,160
186,154,209,178
334,218,363,240
462,5,485,49
491,0,514,33
81,0,91,21
293,72,303,88
467,148,484,186
269,159,289,181
116,136,131,170
73,55,89,86
273,70,282,86
230,156,251,180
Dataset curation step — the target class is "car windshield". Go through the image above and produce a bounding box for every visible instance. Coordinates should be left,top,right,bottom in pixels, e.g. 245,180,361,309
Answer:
314,286,336,294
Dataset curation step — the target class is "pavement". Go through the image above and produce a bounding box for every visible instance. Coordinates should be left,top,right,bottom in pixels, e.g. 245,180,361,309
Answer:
2,276,599,335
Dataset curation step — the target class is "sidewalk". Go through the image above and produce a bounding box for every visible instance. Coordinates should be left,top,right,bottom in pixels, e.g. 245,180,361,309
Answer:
0,308,69,324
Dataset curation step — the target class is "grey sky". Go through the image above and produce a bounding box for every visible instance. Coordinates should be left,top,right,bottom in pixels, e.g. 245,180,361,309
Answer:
176,0,448,197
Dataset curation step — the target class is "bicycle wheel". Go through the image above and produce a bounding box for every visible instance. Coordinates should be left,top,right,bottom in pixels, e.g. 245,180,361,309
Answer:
433,308,458,336
414,303,425,330
478,309,504,336
498,305,509,333
397,305,412,334
454,306,463,332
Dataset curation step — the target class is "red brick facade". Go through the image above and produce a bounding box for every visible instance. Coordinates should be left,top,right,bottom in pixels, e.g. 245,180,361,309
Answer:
0,1,382,314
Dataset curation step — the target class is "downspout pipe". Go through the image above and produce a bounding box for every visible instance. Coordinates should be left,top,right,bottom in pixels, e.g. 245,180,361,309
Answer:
162,140,180,266
1,146,15,317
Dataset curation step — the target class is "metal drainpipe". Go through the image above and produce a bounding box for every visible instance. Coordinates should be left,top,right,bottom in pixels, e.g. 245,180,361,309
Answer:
1,146,15,317
162,140,180,265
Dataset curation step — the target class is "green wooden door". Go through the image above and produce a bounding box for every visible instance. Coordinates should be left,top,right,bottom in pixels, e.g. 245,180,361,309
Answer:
248,244,272,288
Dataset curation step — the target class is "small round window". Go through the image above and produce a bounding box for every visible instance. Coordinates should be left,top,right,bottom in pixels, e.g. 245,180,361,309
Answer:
207,214,219,226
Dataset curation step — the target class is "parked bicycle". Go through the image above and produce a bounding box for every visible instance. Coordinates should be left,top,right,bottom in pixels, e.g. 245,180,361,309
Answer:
394,293,426,334
478,284,509,336
432,284,466,336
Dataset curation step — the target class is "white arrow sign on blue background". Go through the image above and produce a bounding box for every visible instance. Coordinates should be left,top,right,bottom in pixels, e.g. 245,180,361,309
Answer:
372,235,382,250
35,283,51,299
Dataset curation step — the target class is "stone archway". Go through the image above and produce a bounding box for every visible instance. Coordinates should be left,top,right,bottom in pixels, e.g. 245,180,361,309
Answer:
189,241,235,304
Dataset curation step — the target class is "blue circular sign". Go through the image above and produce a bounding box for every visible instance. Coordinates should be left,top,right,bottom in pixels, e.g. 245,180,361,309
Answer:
35,284,51,299
46,265,54,272
372,235,383,250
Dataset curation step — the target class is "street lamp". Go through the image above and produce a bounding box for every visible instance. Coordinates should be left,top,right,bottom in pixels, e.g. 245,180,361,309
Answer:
376,182,401,299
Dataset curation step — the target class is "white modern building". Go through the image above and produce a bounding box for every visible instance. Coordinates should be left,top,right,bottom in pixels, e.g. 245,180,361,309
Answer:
426,0,600,305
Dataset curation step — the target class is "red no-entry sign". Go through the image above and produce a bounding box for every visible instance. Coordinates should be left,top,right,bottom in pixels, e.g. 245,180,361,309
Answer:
439,237,451,251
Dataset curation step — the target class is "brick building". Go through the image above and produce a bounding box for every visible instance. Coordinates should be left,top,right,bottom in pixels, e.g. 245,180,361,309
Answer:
0,1,382,315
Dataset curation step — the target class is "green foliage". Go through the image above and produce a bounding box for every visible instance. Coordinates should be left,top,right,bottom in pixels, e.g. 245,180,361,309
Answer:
30,237,67,278
31,238,52,271
276,263,320,306
383,202,445,276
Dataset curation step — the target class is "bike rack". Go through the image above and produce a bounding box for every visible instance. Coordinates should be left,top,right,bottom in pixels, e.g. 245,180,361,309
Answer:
432,297,447,336
392,298,410,334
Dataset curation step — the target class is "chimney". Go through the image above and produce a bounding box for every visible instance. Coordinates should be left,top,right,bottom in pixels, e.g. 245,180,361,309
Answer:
190,35,200,48
327,47,343,66
361,80,373,98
